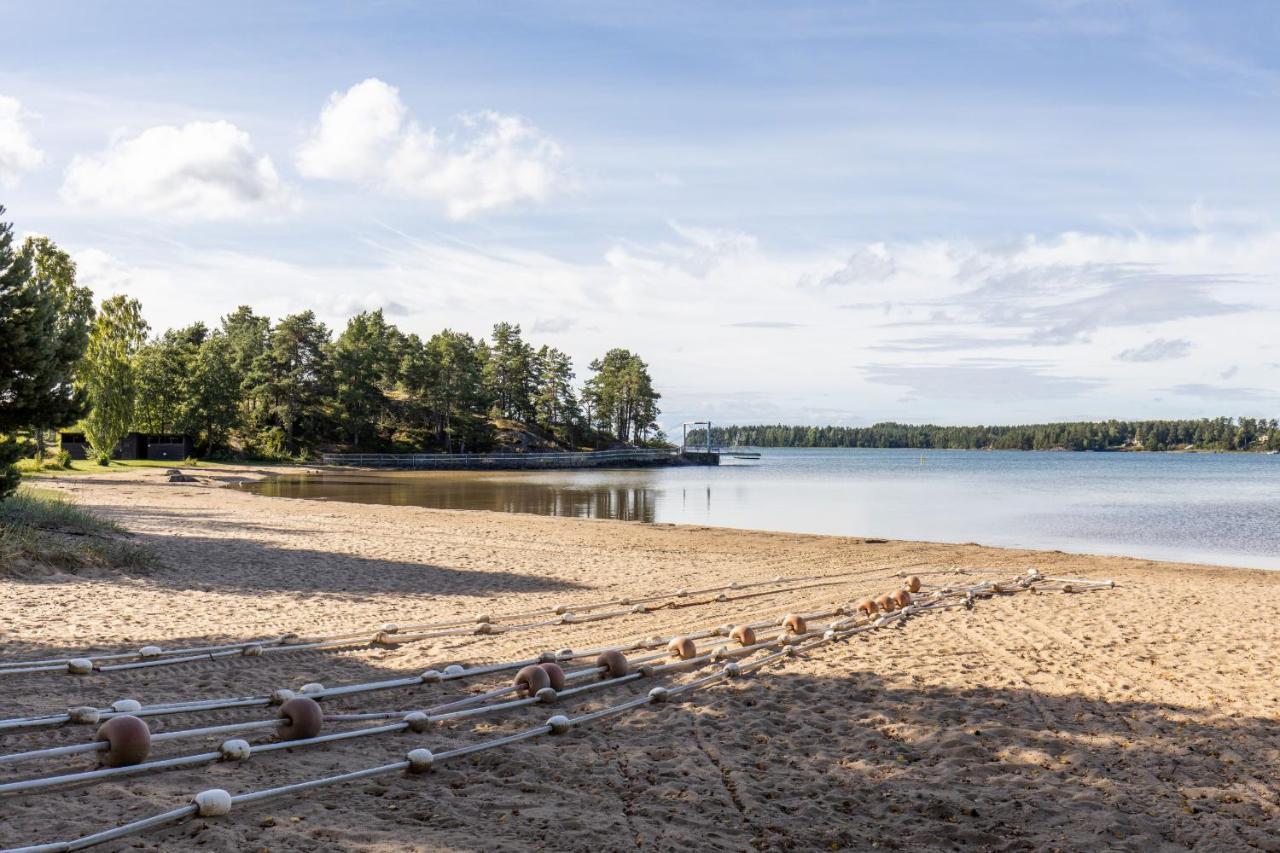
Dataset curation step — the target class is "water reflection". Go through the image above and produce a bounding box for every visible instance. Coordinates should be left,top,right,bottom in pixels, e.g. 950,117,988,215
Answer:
239,450,1280,570
247,472,661,522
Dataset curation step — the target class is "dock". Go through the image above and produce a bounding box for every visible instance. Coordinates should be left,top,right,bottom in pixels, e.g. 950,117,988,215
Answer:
320,445,760,470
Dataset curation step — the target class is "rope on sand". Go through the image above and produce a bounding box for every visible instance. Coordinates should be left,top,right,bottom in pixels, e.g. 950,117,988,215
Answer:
0,573,844,676
0,571,1101,853
0,580,869,735
0,615,820,792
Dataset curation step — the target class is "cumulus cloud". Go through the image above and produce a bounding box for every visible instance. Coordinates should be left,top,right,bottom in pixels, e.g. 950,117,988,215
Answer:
0,95,45,187
63,121,290,219
1117,337,1193,362
802,242,896,288
296,78,567,219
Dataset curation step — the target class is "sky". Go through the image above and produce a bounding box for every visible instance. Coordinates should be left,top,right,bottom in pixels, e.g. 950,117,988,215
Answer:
2,0,1279,430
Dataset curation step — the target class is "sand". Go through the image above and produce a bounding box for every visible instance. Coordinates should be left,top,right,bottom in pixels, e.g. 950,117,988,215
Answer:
1,465,1278,852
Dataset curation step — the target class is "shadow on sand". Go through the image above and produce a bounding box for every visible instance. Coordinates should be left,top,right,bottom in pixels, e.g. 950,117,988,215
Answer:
1,631,1276,852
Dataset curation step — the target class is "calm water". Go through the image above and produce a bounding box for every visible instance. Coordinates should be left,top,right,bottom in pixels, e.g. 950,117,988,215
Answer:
243,449,1280,569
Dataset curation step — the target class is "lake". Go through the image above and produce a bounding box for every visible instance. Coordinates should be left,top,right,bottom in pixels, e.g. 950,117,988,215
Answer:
241,448,1280,570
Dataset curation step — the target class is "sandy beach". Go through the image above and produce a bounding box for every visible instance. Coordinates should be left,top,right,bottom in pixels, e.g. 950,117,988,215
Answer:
2,466,1279,852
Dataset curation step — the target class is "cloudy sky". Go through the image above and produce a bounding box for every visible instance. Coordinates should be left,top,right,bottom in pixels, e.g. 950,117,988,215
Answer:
2,1,1278,429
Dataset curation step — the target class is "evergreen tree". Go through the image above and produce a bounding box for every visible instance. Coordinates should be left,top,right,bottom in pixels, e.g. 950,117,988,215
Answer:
248,311,332,454
331,310,399,446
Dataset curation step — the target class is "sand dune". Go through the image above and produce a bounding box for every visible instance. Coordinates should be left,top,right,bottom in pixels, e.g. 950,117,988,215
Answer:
1,466,1278,851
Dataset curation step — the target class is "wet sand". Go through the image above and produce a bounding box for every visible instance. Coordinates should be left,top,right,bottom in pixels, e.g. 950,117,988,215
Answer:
1,465,1278,851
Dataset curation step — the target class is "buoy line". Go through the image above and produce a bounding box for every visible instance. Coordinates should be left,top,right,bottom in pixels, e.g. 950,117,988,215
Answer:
0,579,888,736
0,572,874,678
0,570,1112,853
0,609,844,792
0,578,1025,787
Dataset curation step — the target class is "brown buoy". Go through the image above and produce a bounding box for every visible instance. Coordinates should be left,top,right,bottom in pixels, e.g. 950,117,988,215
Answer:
667,636,697,660
856,598,877,617
539,661,566,690
783,613,807,634
729,625,756,646
877,594,896,613
96,715,151,767
906,576,922,593
515,665,551,695
892,589,913,608
596,650,629,679
277,696,323,741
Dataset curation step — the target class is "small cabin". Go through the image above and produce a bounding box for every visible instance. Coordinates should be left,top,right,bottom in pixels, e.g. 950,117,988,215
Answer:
59,432,193,461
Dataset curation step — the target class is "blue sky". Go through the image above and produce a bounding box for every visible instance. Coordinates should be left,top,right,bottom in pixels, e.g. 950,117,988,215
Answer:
2,0,1278,428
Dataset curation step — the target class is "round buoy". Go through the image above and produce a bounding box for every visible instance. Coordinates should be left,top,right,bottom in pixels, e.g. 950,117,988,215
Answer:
547,714,571,734
68,706,100,725
877,594,896,613
407,748,434,773
907,576,922,593
730,625,756,646
667,636,697,660
515,665,551,695
783,613,807,634
892,589,913,609
66,658,93,675
111,698,142,713
219,739,251,761
539,662,566,690
299,682,324,695
596,650,629,679
648,686,669,703
277,696,323,741
856,598,877,616
96,715,151,767
443,664,465,676
138,645,162,658
193,788,232,817
404,711,431,733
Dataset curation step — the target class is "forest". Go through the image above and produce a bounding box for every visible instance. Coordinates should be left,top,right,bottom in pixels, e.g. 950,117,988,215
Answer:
0,207,662,495
691,419,1280,452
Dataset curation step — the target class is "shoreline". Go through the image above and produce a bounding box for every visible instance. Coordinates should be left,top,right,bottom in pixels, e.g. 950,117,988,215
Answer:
3,467,1279,849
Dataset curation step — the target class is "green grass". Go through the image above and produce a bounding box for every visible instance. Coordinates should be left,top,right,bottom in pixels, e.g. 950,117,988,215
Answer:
0,487,156,576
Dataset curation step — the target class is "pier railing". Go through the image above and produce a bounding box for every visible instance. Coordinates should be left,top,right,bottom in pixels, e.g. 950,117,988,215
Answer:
321,448,680,470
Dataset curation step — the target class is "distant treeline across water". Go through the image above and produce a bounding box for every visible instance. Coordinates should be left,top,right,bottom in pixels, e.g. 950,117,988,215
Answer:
690,418,1280,452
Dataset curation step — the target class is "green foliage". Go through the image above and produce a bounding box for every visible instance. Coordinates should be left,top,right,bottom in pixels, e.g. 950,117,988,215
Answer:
80,295,149,463
0,209,95,498
247,311,333,453
331,310,400,446
691,418,1280,452
581,349,661,443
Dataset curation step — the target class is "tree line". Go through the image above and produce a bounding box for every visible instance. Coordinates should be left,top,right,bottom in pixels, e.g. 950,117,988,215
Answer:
691,419,1280,452
0,206,662,496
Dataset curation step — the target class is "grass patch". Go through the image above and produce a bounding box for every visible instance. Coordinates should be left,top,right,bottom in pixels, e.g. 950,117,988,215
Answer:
0,488,156,577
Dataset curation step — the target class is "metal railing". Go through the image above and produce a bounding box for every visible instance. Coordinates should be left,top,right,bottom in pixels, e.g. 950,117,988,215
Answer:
321,448,681,470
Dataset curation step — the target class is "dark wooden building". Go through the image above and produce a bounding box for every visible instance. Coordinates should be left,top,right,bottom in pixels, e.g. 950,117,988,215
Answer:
60,432,193,461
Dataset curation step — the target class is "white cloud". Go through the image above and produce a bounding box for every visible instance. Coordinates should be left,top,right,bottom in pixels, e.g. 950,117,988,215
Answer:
70,222,1280,428
0,95,45,187
297,78,567,219
62,121,290,219
1117,338,1193,363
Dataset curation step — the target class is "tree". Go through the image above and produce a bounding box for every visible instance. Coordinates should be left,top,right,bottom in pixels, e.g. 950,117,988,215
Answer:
132,325,205,434
80,295,149,464
582,349,660,443
532,345,580,436
220,305,271,430
248,311,331,454
0,210,95,495
20,237,95,459
186,332,242,453
331,310,399,446
414,329,489,450
484,322,535,421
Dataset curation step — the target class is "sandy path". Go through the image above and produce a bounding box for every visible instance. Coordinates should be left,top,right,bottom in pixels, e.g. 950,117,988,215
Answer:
1,467,1278,851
